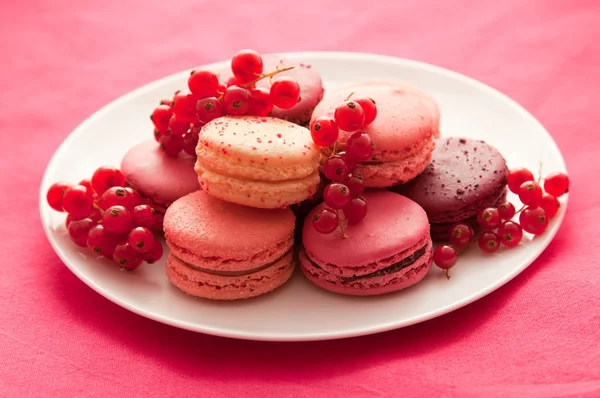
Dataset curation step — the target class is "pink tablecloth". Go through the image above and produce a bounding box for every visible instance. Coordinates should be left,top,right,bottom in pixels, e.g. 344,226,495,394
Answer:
2,1,599,396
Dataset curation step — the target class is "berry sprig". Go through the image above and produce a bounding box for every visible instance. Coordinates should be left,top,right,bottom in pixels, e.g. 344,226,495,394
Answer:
46,166,164,270
310,93,377,238
433,166,569,278
149,49,301,158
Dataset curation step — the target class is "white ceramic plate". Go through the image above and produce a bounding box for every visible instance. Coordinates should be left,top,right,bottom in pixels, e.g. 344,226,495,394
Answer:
40,52,567,341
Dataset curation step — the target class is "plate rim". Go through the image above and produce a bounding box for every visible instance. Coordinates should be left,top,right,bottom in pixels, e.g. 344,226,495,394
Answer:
39,51,568,341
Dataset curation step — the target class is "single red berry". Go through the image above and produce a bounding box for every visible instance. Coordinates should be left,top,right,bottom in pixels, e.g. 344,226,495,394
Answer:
433,245,458,269
87,225,119,257
539,193,560,218
154,213,164,230
142,241,164,264
498,221,523,248
113,243,143,270
78,178,93,192
128,227,155,254
124,187,143,208
91,166,125,195
132,205,157,228
218,83,226,94
248,87,274,116
102,205,133,235
353,97,377,127
346,132,374,162
47,182,73,212
310,117,339,147
226,76,239,87
448,223,474,248
339,151,356,172
168,114,190,137
323,156,348,182
477,207,501,230
312,208,339,234
270,77,300,109
342,196,367,224
507,168,535,194
343,173,364,198
160,133,184,157
62,185,94,218
544,172,569,197
497,202,516,220
188,70,220,98
183,130,199,157
519,207,549,235
99,186,136,210
478,231,501,253
231,49,263,84
68,218,95,247
171,91,197,122
518,181,543,207
222,85,251,115
334,100,365,131
196,97,223,124
323,183,351,209
150,105,173,133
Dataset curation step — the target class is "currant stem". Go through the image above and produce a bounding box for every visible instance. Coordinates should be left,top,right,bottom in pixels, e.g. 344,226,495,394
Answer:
344,92,355,101
537,161,543,183
332,141,338,156
93,203,105,216
336,210,347,239
444,269,450,280
241,66,295,88
515,204,526,215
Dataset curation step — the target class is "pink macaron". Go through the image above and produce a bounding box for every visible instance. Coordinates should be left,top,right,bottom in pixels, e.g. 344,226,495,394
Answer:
300,190,433,296
120,140,200,228
311,81,439,188
164,190,295,300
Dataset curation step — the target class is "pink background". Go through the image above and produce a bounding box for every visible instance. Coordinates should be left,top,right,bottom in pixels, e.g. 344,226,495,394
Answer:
2,1,599,396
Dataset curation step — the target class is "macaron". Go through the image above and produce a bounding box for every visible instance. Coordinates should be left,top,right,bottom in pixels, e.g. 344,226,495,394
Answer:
120,140,200,227
395,137,509,240
195,115,320,209
311,82,439,188
300,190,433,296
213,54,324,126
164,190,295,300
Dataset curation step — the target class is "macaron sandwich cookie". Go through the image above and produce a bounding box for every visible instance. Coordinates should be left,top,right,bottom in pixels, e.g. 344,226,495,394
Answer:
311,81,439,188
396,137,509,240
195,116,320,209
164,190,295,300
300,191,433,295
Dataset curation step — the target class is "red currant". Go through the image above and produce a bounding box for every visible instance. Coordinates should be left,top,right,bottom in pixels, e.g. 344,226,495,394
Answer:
142,241,164,264
339,151,356,172
47,181,73,212
270,77,300,109
498,221,523,248
310,117,339,147
183,130,199,157
87,225,119,257
91,166,125,195
168,114,190,137
353,97,377,127
544,172,569,197
518,181,543,207
226,76,239,87
478,231,501,253
132,205,156,228
160,133,184,157
128,227,155,254
113,243,143,270
78,178,93,192
62,185,94,218
171,91,197,122
323,183,351,209
150,105,173,133
477,207,501,230
99,186,136,210
188,70,220,98
231,49,263,84
433,245,458,269
346,132,374,162
323,156,348,182
519,207,549,235
68,218,95,247
507,168,534,194
124,187,143,207
342,196,367,224
343,173,364,198
196,97,223,124
103,205,133,235
448,223,474,248
222,85,251,115
497,202,516,220
334,100,365,131
312,208,339,234
539,193,560,218
248,87,274,116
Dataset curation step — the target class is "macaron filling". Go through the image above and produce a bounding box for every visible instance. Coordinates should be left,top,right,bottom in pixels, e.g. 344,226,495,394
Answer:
178,248,292,277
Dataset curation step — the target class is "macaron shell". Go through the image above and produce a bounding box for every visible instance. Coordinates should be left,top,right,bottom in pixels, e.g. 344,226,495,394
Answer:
120,140,199,205
166,252,294,300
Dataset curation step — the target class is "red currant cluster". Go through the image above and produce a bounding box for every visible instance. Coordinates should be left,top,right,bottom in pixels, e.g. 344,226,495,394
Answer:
46,167,164,270
433,168,569,277
150,49,301,157
309,95,377,237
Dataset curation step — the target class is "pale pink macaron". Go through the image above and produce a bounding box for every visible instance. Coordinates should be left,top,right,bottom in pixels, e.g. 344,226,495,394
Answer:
164,190,295,300
310,81,439,187
300,190,433,296
195,115,320,209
